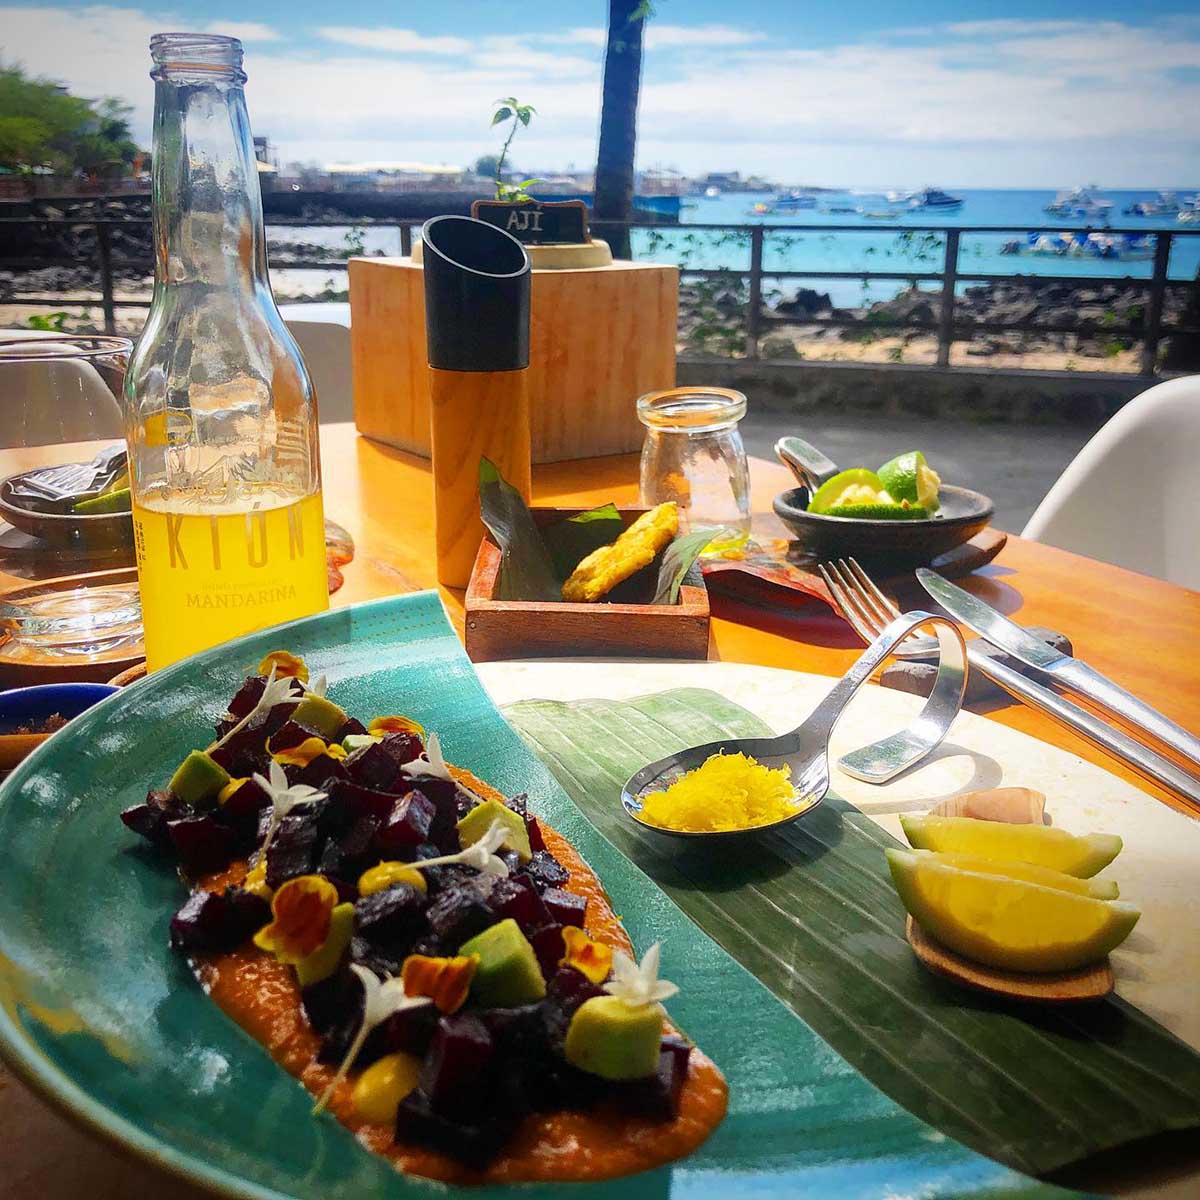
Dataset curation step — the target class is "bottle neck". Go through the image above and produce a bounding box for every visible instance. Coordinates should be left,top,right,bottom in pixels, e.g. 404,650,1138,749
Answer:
151,72,269,290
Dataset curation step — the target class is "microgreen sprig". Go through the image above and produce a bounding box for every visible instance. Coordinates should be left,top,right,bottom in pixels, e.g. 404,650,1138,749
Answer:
313,965,432,1114
603,943,679,1009
252,760,327,855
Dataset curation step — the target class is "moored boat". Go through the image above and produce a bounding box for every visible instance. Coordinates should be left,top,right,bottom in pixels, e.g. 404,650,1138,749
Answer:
1045,186,1114,218
907,187,964,211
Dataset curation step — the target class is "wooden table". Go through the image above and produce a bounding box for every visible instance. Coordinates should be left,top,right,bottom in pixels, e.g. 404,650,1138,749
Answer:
2,422,1199,1198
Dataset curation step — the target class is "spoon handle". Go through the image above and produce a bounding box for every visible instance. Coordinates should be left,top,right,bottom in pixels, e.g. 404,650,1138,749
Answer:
795,611,968,784
774,437,840,491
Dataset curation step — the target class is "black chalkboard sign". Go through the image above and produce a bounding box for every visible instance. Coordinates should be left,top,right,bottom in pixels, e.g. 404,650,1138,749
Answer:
471,199,590,245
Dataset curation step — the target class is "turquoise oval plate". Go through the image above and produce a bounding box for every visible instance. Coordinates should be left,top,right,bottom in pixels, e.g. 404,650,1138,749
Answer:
0,593,1064,1199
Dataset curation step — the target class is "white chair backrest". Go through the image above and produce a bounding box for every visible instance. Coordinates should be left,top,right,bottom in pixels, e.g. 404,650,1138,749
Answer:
281,306,353,426
1022,375,1200,589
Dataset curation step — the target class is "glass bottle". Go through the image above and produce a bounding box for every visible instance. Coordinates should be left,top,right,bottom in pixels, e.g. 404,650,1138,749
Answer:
125,34,328,671
637,387,751,535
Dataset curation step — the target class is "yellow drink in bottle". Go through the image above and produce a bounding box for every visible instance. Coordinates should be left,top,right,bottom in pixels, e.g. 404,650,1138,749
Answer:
133,490,328,671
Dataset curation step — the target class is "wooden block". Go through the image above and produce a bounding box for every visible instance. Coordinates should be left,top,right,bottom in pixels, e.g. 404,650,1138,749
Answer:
464,507,710,662
349,258,678,464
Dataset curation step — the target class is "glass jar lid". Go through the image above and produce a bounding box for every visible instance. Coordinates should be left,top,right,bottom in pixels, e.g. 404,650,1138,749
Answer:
637,387,747,434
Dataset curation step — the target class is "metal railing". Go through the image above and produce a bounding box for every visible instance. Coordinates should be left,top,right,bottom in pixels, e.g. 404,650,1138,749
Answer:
2,216,1198,375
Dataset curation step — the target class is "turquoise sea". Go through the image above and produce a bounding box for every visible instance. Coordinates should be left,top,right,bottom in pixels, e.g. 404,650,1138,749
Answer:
268,187,1200,309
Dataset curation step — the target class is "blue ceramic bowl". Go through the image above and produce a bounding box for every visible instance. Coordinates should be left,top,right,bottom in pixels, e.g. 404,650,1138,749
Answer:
0,682,119,734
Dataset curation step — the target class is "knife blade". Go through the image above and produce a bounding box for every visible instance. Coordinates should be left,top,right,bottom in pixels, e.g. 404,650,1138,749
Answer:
917,568,1200,771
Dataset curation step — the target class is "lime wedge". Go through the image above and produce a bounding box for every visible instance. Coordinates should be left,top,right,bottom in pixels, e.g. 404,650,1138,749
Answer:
73,487,131,515
824,502,929,520
886,848,1139,973
908,848,1118,899
899,813,1122,878
879,451,941,512
807,468,888,514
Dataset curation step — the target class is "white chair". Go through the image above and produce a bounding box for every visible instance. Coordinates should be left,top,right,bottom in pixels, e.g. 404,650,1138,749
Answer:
1022,375,1200,589
280,303,354,425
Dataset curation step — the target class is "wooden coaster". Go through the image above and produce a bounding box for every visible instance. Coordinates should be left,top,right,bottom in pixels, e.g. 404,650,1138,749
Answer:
906,916,1114,1003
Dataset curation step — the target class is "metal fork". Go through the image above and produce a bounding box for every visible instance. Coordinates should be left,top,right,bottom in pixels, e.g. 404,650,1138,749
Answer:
821,557,1200,809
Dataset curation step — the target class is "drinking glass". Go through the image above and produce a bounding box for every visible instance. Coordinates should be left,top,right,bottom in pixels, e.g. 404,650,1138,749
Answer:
637,387,751,535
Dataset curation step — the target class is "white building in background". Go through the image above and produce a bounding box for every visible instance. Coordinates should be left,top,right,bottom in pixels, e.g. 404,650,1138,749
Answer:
320,161,468,191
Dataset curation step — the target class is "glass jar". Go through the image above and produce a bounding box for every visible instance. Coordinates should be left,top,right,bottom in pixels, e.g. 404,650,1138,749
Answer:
637,387,751,535
124,34,328,670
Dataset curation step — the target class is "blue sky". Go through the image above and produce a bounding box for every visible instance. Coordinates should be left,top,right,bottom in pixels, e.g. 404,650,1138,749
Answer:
3,2,1199,186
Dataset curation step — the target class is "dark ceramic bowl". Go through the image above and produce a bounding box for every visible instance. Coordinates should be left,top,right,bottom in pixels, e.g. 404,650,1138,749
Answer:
0,472,133,547
773,484,994,568
0,682,119,769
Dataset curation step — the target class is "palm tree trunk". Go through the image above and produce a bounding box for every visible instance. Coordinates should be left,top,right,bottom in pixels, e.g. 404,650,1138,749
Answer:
593,0,645,260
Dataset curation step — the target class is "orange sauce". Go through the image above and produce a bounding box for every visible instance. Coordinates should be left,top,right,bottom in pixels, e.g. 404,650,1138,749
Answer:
196,767,728,1184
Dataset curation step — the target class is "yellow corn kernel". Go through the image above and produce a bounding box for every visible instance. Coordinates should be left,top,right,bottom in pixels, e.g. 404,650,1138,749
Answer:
242,859,273,901
351,1052,422,1125
357,861,428,896
257,650,309,683
560,926,614,984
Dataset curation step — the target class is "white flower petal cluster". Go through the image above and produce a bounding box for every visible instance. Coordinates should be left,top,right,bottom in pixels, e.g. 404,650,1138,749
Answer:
252,760,327,854
409,819,510,879
603,943,679,1009
215,666,298,748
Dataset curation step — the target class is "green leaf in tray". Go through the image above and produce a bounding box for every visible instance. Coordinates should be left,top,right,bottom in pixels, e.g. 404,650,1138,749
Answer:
504,686,1200,1179
543,503,625,581
478,457,559,601
653,526,721,604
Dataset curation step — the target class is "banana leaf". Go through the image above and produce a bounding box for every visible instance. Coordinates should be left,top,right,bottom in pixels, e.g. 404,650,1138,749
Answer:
542,502,625,579
505,687,1200,1179
478,457,558,601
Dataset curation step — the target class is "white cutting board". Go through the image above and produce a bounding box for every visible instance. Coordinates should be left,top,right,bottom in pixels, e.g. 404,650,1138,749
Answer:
477,659,1200,1059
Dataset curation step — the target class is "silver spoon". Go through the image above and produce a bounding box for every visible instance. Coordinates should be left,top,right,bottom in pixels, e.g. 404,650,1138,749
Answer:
620,610,967,843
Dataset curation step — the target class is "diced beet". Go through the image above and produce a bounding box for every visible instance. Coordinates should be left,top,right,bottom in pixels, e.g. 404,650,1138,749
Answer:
528,924,566,978
324,779,396,832
265,814,321,889
375,791,435,852
121,790,174,847
547,966,605,1016
170,887,269,953
395,1088,512,1168
379,731,424,769
224,676,266,721
353,883,428,948
318,813,382,884
522,849,570,892
541,887,586,929
481,1003,550,1066
209,722,270,778
618,1038,692,1119
425,883,493,949
486,875,550,934
383,1001,440,1056
267,719,324,753
504,793,528,820
336,716,368,740
419,1014,495,1118
349,935,406,981
287,755,348,792
167,814,236,874
497,848,522,875
345,741,402,792
221,776,271,823
403,776,458,832
301,967,358,1035
525,816,546,854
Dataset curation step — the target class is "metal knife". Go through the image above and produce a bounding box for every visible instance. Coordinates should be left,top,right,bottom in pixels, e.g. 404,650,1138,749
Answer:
917,568,1200,770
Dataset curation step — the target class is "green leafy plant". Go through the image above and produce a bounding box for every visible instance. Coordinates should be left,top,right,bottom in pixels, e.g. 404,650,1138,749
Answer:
490,97,541,204
26,311,70,332
341,226,366,258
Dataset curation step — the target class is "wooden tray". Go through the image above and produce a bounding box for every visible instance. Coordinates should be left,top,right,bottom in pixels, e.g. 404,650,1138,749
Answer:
465,506,710,662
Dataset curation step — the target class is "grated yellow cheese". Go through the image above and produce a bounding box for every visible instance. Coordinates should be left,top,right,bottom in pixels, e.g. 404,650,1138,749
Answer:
639,751,796,833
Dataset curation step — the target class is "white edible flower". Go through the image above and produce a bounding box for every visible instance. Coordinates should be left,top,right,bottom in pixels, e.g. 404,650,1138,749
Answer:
408,819,510,879
252,760,327,855
313,965,431,1114
305,673,328,698
400,732,487,806
215,666,298,748
603,943,679,1009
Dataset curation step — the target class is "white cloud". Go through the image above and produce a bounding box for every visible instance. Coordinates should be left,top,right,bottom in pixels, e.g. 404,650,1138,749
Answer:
0,6,1197,187
317,26,471,55
204,21,281,43
646,24,767,49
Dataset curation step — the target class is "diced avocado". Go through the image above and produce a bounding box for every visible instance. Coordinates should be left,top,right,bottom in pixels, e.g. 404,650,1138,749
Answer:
342,733,383,753
295,902,354,987
456,798,532,863
169,750,231,807
564,994,664,1081
291,693,348,738
459,918,546,1007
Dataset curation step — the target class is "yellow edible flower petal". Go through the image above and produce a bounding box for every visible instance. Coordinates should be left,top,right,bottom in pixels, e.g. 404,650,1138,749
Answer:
257,650,309,683
271,736,334,768
400,954,478,1013
217,777,248,805
253,875,338,963
358,861,428,896
368,714,426,739
560,926,614,984
242,859,273,901
352,1052,422,1124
